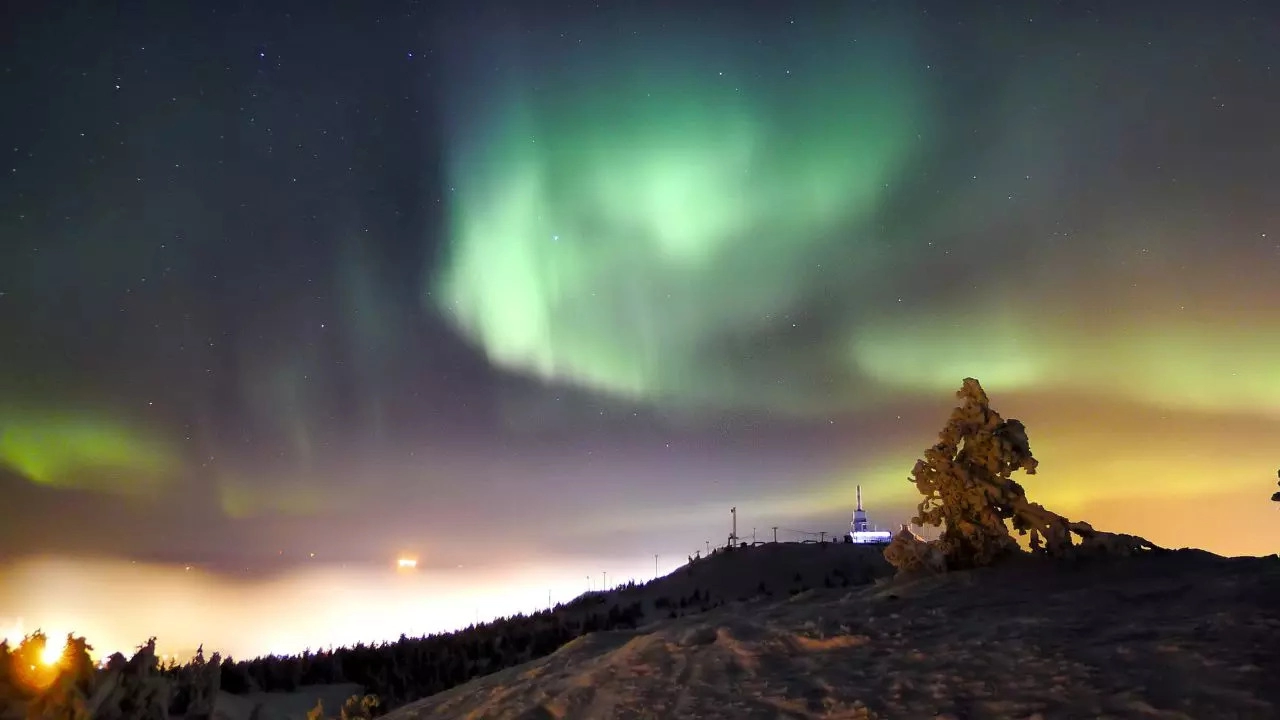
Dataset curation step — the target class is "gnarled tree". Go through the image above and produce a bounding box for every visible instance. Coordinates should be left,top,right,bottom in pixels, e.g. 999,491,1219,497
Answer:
886,378,1162,575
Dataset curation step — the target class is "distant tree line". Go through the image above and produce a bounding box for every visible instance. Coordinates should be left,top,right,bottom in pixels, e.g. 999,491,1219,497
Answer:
0,573,759,719
207,596,644,710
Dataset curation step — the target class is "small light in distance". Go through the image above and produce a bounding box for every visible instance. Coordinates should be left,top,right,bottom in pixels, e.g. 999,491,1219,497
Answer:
397,557,418,570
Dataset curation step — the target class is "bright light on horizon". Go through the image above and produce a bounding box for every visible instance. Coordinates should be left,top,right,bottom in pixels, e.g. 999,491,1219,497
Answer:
396,557,418,570
0,554,661,661
0,618,74,666
39,640,62,666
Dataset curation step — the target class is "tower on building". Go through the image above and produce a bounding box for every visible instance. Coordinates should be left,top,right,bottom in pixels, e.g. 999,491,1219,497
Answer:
848,485,893,544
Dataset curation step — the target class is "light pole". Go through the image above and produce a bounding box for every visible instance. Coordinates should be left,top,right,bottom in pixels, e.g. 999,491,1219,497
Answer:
654,554,659,579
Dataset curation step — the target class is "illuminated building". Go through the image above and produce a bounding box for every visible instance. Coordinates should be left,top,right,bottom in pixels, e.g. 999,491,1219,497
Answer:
848,485,893,544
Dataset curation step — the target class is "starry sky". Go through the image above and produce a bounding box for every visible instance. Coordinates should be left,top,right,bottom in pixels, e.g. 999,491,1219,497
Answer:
1,0,1278,656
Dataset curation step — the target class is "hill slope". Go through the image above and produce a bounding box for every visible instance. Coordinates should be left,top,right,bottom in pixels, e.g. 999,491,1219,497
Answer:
208,683,364,720
589,541,892,614
386,550,1279,720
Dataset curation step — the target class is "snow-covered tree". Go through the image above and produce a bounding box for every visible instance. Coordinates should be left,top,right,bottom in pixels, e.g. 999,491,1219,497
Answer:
887,378,1162,575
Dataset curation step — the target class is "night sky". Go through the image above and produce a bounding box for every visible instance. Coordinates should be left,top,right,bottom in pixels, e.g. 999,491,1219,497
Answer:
1,1,1278,656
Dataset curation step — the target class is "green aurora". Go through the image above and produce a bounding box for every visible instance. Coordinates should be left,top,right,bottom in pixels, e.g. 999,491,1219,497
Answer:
433,33,932,413
0,411,178,495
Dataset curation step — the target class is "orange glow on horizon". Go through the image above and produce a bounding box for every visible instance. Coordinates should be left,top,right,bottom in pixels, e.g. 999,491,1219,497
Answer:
0,554,658,661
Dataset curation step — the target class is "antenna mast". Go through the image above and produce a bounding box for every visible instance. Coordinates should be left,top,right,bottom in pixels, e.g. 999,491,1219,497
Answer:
853,485,869,533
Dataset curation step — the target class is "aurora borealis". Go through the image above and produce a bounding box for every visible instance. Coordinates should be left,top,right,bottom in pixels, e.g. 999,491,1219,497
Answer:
435,23,929,411
0,409,177,494
1,0,1278,658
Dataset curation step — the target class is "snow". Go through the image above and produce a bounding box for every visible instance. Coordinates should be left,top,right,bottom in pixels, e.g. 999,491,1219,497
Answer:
384,550,1278,720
